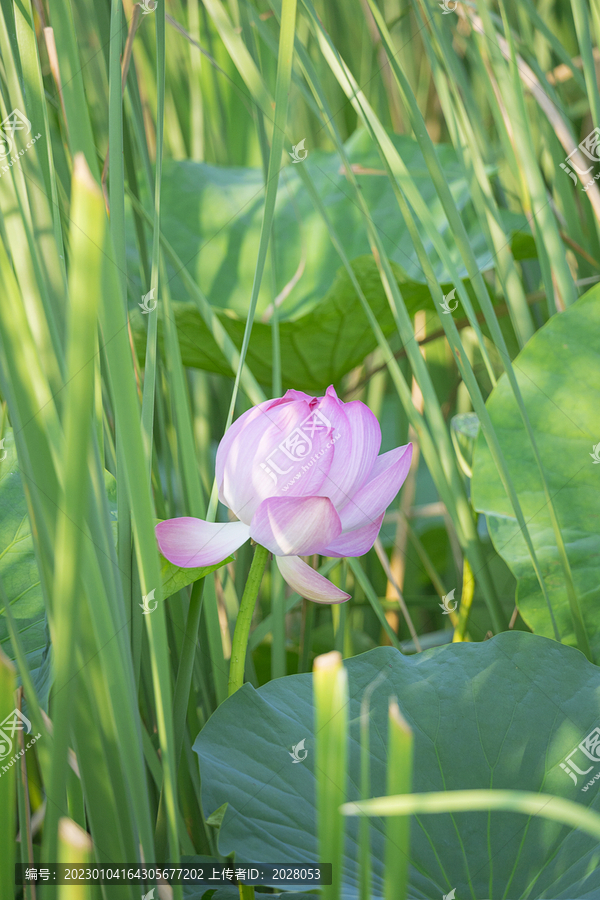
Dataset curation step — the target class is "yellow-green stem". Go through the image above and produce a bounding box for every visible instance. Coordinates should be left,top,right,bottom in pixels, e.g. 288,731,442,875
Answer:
228,543,269,696
453,558,475,643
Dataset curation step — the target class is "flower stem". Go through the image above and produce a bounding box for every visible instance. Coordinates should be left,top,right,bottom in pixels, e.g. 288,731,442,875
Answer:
228,542,270,696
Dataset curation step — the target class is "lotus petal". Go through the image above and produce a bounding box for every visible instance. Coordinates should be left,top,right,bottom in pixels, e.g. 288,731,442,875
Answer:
321,513,385,558
156,518,250,568
216,398,338,523
339,443,413,531
276,555,350,604
250,496,342,556
320,396,381,509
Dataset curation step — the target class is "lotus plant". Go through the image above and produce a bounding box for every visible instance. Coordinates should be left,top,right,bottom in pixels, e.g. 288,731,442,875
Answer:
156,386,412,603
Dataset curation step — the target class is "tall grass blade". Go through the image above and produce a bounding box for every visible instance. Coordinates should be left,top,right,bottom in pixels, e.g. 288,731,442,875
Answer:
0,648,16,900
314,651,348,900
384,699,412,900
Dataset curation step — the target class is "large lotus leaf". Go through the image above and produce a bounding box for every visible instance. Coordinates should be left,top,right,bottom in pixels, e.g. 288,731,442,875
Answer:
130,256,510,393
148,129,535,320
194,633,600,899
471,287,600,658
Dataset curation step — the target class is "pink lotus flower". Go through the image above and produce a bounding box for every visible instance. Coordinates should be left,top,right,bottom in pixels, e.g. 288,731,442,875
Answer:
156,386,412,603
